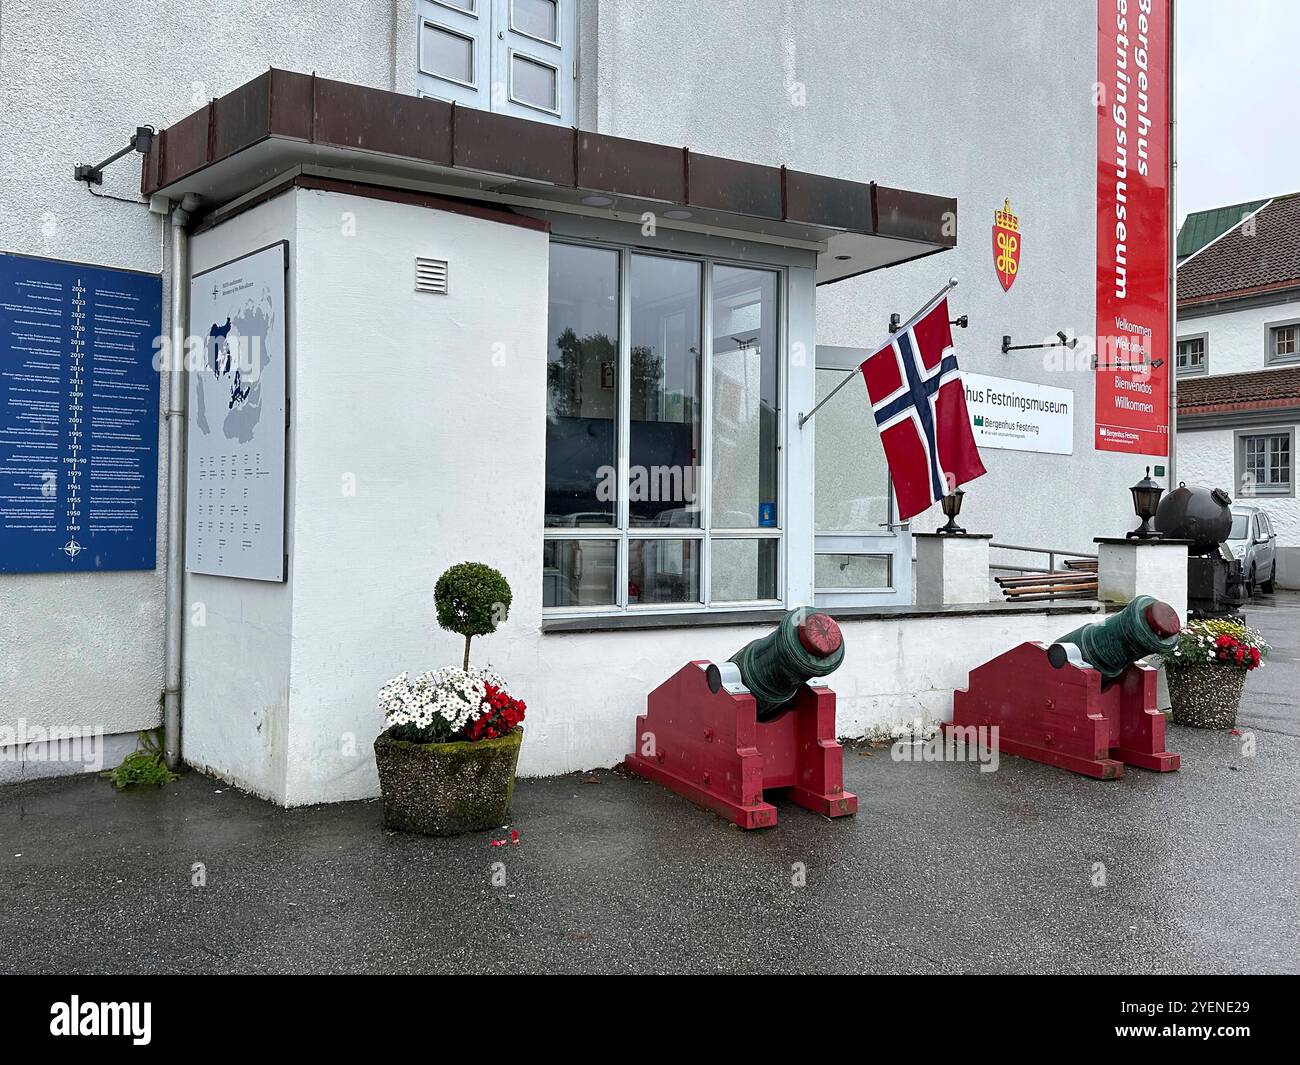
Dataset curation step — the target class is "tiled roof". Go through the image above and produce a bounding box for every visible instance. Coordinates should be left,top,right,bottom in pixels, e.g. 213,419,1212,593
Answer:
1177,365,1300,415
1177,194,1300,304
1177,198,1268,259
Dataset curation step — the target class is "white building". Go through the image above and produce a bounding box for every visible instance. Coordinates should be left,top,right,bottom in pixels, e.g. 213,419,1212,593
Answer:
1175,194,1299,586
1,1,1177,800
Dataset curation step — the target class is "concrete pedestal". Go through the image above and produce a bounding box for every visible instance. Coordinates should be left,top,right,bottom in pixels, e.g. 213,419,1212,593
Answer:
915,533,992,606
1094,538,1190,623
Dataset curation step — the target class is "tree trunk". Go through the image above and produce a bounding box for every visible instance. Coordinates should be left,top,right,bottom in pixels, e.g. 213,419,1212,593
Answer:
463,634,472,672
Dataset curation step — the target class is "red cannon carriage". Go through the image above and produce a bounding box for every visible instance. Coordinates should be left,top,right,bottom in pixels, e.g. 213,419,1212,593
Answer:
946,595,1183,779
625,611,857,829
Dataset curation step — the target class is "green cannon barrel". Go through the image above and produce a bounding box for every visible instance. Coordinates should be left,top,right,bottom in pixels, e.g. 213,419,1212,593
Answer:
1047,595,1181,678
729,610,845,720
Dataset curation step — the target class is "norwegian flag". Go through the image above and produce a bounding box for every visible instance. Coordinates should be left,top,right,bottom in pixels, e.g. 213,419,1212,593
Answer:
859,296,986,521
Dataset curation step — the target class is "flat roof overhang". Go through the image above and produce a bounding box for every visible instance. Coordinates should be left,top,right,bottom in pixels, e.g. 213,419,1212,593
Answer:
141,69,956,284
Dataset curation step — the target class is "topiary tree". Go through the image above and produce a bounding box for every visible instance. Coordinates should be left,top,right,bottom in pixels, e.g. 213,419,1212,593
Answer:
435,562,512,671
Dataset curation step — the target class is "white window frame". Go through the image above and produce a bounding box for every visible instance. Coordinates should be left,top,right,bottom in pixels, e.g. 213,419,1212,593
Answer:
1236,428,1295,498
543,237,788,618
1175,333,1207,376
508,48,562,117
509,0,560,46
1267,318,1300,365
419,19,479,90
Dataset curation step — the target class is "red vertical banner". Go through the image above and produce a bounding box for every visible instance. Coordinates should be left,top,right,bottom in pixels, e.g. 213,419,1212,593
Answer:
1095,0,1171,455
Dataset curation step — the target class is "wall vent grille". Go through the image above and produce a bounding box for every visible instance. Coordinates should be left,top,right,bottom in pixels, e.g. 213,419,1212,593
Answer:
415,257,449,294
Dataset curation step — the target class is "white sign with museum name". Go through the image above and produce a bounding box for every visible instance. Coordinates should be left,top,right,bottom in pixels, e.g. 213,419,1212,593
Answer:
961,372,1073,455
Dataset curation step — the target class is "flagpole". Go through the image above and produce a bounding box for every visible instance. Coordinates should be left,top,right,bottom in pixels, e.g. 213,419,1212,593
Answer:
797,276,959,430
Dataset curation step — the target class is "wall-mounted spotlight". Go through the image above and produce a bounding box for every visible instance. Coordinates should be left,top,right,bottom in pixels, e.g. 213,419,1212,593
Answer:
74,126,156,185
950,315,969,329
1002,330,1077,355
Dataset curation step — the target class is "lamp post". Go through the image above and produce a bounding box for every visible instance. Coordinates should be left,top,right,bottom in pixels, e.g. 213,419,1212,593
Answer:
937,488,966,535
1126,467,1165,540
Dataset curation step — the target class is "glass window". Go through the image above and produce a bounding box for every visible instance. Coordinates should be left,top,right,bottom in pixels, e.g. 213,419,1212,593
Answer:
629,255,702,529
422,22,475,85
1175,336,1205,374
629,539,701,605
1272,325,1297,360
815,553,892,590
1228,514,1249,540
546,243,619,528
511,54,559,113
543,244,785,614
512,0,558,42
543,539,617,608
1241,432,1292,494
711,266,778,529
711,538,778,602
435,0,476,10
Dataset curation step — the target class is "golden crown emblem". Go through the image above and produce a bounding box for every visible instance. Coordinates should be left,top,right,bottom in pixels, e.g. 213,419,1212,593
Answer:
995,198,1020,232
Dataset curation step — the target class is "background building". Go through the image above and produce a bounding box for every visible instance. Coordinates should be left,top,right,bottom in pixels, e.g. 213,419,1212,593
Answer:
1175,193,1299,586
1,1,1172,796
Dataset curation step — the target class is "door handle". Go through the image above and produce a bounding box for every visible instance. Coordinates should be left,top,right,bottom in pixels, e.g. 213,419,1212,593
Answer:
877,521,911,530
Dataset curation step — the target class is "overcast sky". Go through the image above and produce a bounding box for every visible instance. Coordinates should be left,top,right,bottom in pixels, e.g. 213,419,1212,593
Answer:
1177,0,1300,222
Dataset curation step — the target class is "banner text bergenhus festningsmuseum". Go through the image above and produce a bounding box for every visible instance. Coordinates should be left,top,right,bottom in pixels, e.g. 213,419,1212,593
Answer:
1095,0,1171,455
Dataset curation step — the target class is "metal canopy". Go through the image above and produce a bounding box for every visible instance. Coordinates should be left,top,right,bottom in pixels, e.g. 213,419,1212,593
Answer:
141,69,957,284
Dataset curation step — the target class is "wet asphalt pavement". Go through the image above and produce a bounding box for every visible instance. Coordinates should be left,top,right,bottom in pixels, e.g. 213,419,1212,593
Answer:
2,595,1297,974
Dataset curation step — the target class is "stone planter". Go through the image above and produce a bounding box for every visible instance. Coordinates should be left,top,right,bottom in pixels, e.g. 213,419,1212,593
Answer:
374,727,522,836
1166,665,1246,729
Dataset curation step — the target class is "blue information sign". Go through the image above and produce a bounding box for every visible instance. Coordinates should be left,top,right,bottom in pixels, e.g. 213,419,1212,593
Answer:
0,253,162,573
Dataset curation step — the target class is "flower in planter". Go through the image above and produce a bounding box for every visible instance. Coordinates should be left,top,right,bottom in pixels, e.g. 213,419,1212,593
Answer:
378,666,525,744
1167,618,1270,671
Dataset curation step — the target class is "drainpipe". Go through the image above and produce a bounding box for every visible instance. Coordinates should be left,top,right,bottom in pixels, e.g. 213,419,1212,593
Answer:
163,192,201,770
1167,0,1178,487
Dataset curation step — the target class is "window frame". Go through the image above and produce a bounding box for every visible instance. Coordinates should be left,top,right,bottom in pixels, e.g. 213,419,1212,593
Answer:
509,0,561,46
1266,316,1300,366
543,237,788,617
1175,332,1208,376
1235,427,1295,498
508,48,562,116
419,18,479,91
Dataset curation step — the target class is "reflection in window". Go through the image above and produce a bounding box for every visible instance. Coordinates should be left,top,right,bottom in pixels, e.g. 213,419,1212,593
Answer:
815,554,891,590
545,243,619,527
711,538,778,602
543,539,617,608
629,539,701,605
629,255,701,529
711,265,778,529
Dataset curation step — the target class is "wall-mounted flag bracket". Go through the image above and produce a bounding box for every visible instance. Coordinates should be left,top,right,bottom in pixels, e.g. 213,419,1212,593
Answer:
798,277,959,430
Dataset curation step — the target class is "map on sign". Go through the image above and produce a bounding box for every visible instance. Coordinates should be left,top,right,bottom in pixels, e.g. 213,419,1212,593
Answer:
0,253,161,573
185,242,287,581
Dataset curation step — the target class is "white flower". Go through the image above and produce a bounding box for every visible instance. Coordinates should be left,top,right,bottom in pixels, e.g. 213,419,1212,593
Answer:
377,666,510,732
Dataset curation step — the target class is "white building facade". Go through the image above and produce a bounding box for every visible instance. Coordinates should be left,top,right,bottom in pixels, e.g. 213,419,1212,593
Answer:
1,1,1176,799
1175,194,1300,587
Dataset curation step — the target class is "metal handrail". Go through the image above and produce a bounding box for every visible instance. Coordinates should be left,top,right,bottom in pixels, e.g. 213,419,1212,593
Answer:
990,542,1098,575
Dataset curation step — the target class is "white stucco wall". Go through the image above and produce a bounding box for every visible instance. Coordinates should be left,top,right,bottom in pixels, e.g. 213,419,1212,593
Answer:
1178,426,1300,549
0,1,414,769
589,0,1148,554
1177,298,1300,377
177,189,1112,805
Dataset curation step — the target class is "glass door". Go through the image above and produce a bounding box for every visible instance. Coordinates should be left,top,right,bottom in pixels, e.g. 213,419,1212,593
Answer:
813,346,912,607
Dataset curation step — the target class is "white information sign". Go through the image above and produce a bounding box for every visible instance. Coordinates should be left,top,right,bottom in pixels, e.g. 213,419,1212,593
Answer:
185,242,287,581
961,372,1074,455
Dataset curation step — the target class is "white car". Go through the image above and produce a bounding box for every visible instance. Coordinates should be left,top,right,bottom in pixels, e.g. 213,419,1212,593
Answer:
1226,507,1278,596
